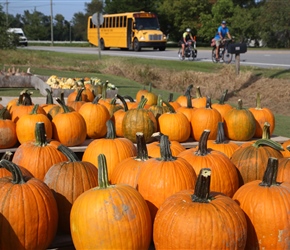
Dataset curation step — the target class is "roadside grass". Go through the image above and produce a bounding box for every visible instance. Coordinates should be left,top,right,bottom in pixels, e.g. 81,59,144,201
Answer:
0,49,289,138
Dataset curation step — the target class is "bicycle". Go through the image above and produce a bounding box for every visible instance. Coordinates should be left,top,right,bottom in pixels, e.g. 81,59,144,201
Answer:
178,39,197,61
211,38,233,64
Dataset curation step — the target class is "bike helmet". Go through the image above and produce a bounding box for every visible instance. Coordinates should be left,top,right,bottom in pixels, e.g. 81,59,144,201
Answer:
186,28,191,32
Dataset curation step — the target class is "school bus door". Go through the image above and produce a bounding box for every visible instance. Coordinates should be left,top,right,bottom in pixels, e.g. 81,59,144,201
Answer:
127,18,133,49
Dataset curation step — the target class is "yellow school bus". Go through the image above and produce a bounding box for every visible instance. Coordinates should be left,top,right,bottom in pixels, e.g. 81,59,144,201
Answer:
87,11,167,51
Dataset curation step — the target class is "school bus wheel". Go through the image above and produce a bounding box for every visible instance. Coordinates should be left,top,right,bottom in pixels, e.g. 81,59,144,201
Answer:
133,38,141,51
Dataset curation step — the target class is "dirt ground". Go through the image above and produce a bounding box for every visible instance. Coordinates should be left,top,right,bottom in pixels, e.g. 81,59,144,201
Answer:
102,64,290,116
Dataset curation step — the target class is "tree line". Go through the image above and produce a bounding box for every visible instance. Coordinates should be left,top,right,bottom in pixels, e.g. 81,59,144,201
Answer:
0,0,289,49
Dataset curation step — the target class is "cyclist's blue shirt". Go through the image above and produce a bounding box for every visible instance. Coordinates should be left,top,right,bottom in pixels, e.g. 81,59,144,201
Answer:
214,26,229,39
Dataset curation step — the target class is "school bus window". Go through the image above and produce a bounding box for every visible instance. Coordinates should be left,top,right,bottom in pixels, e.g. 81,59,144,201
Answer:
116,16,119,27
104,17,107,28
124,16,127,27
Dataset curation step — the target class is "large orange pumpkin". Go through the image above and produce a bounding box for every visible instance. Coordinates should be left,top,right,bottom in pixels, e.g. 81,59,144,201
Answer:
70,154,152,250
0,159,58,250
211,89,233,121
137,134,197,220
154,168,247,250
178,130,240,197
111,132,150,188
0,108,18,149
44,145,99,233
12,122,68,180
82,120,137,182
233,157,290,249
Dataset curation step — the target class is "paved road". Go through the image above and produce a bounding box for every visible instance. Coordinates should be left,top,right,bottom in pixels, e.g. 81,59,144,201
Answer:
23,46,290,69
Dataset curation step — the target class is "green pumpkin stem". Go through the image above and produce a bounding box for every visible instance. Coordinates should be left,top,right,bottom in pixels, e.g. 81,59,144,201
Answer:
116,94,129,112
168,93,174,102
102,81,109,99
30,104,39,114
195,86,202,98
57,144,79,162
106,120,117,139
137,97,148,109
259,157,280,187
22,92,33,106
136,132,149,161
196,130,210,156
184,84,193,96
55,97,71,113
0,108,7,120
75,88,85,101
92,95,102,104
123,95,135,103
159,134,176,161
45,88,54,104
191,168,212,203
0,159,25,184
35,122,48,146
98,154,110,189
186,91,193,109
163,100,175,113
205,96,212,109
218,89,228,104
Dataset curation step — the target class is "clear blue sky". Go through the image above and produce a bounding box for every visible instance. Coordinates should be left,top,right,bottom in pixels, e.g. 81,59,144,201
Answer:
1,0,88,21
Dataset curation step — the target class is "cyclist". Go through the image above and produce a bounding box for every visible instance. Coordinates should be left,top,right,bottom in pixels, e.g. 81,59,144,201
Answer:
214,21,232,61
180,28,195,59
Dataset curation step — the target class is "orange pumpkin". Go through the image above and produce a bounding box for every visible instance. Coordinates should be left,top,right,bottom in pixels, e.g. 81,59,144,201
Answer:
78,95,110,139
191,86,207,108
211,89,233,121
41,88,58,114
82,120,137,182
67,87,87,112
158,102,191,142
52,98,87,146
44,145,99,233
137,134,197,220
16,104,52,144
190,96,222,141
12,122,68,180
154,168,247,250
175,84,193,107
0,108,18,149
178,130,240,197
111,132,150,188
249,93,275,138
233,157,290,249
70,154,152,250
281,139,290,157
166,92,181,111
0,159,58,250
207,121,239,158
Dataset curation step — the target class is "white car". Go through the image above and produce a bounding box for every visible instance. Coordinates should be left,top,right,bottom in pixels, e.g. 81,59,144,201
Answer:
7,28,28,46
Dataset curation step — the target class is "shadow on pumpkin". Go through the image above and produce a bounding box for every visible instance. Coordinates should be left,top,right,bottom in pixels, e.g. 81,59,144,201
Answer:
233,199,259,248
0,213,23,249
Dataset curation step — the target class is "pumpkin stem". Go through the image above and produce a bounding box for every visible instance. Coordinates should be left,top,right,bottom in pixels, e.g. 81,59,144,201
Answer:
98,154,110,189
237,99,243,110
191,168,212,203
0,159,26,184
148,82,153,92
116,94,129,112
205,96,212,109
218,89,228,104
0,108,7,120
168,93,174,102
195,86,202,98
57,144,79,162
259,157,281,187
123,95,135,104
22,92,33,106
215,122,226,144
92,95,102,104
45,88,54,105
184,84,193,96
196,130,210,156
106,119,117,139
137,97,148,109
136,132,149,161
55,97,71,113
29,104,39,114
186,91,193,109
35,122,48,146
75,87,85,101
255,93,262,110
102,81,109,99
1,151,13,161
262,122,271,140
159,134,176,161
163,100,175,113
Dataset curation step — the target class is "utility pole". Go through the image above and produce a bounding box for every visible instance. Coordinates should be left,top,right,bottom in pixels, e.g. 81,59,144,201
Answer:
5,0,9,26
50,0,54,46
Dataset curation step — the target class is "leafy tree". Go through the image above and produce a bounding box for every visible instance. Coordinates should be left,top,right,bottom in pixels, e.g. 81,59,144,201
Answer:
104,0,157,14
72,12,88,41
157,0,212,41
258,0,290,48
0,6,16,49
54,14,69,41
